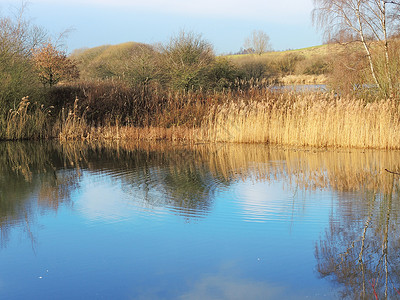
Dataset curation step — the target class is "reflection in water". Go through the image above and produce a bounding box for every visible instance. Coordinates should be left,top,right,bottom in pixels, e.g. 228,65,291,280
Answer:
315,186,400,299
0,142,78,248
1,141,400,298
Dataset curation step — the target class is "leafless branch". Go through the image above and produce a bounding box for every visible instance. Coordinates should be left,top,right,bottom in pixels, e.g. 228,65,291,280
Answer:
385,168,400,175
384,1,400,6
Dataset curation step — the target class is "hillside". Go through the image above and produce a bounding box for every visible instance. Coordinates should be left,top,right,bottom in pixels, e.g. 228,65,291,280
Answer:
70,42,335,85
70,42,155,81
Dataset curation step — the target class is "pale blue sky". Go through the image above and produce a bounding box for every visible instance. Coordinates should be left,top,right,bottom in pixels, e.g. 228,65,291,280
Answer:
0,0,322,54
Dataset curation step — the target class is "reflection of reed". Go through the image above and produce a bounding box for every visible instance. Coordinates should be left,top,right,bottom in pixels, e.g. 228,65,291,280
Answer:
191,144,400,195
2,140,400,246
62,141,400,195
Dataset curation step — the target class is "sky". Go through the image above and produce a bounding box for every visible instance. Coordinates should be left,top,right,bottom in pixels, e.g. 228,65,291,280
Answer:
0,0,322,54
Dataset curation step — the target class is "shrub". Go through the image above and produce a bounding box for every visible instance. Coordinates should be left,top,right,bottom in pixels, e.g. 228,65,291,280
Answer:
160,31,215,91
0,6,47,115
304,59,330,75
274,54,304,75
326,45,370,96
205,58,239,90
32,43,80,87
237,60,268,80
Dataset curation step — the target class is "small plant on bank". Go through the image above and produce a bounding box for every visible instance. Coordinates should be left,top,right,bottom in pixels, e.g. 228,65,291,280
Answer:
58,97,90,141
1,97,52,140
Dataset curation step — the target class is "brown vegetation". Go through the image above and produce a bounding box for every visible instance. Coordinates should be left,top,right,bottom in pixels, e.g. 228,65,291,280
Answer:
51,85,400,150
32,43,79,87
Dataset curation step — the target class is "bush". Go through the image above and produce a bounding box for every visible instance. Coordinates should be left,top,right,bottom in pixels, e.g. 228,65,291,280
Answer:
160,31,215,91
237,60,268,80
327,45,369,96
304,59,330,75
274,54,304,75
0,54,42,114
0,6,49,115
205,58,239,90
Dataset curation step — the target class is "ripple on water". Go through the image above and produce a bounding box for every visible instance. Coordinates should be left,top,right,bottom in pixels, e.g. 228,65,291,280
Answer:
75,163,337,230
225,179,336,227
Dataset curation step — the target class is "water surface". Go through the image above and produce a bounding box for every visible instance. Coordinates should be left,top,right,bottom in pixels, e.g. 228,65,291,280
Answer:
1,142,399,299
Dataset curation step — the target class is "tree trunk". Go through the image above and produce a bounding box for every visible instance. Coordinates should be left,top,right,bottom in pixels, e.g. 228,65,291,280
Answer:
381,1,394,96
356,4,383,92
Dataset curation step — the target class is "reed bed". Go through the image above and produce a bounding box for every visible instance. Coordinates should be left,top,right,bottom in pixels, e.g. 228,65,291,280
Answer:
202,92,400,149
279,74,327,85
0,97,52,140
6,88,400,150
83,126,199,142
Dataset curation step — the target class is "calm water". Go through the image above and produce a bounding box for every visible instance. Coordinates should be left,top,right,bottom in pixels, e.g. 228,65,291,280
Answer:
1,142,400,299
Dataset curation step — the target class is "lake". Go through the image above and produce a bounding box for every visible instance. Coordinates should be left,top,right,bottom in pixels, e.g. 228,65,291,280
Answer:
0,141,399,299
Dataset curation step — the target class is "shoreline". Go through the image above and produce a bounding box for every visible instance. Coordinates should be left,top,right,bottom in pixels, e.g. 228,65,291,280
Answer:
2,90,400,150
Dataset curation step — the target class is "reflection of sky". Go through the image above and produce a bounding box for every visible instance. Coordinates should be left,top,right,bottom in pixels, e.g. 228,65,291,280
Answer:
74,170,171,223
215,179,333,229
0,167,338,299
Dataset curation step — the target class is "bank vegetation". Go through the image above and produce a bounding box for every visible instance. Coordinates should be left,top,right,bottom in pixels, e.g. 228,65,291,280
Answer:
1,2,400,149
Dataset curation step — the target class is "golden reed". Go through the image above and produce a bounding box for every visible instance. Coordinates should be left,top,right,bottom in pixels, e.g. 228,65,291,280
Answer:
58,91,400,150
201,92,400,149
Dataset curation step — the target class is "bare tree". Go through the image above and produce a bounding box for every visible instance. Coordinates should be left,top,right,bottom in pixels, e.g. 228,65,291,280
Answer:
244,30,272,55
313,0,400,97
0,2,48,112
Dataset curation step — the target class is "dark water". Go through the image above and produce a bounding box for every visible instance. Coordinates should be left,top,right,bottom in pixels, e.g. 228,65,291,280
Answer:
1,141,400,299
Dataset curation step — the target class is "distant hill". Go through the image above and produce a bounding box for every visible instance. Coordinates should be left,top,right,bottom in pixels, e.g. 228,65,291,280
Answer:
70,42,337,84
70,42,155,80
227,44,330,59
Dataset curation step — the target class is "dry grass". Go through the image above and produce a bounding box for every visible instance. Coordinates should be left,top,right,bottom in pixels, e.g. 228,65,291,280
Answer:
201,92,400,149
86,126,199,142
279,74,327,85
48,88,400,150
58,97,90,141
0,97,52,140
227,44,330,60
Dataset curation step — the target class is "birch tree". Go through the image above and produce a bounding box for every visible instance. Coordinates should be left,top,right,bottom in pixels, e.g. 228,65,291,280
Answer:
312,0,400,97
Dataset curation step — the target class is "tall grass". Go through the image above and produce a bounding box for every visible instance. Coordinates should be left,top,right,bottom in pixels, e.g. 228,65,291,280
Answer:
0,97,52,140
5,86,400,150
201,91,400,149
58,97,90,141
56,87,400,149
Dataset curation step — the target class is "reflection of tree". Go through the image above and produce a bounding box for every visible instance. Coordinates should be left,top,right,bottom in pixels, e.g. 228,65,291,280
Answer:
162,158,218,216
4,140,400,258
85,146,228,218
315,181,400,299
0,142,79,248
